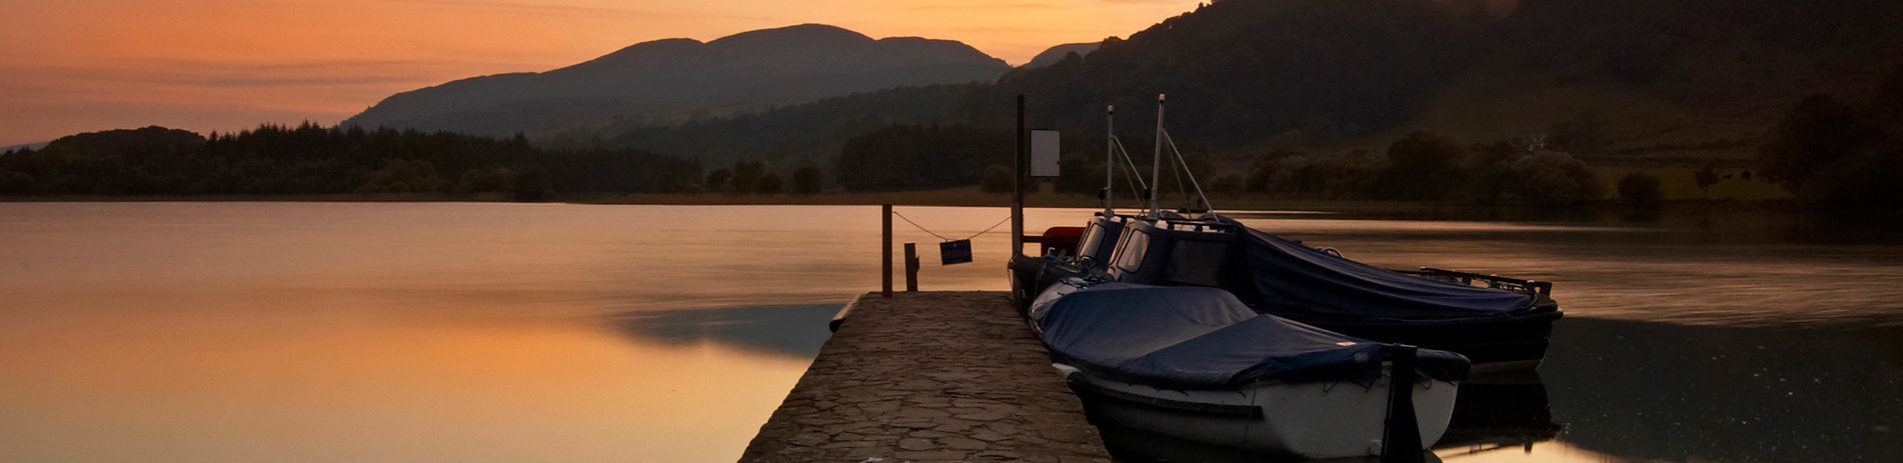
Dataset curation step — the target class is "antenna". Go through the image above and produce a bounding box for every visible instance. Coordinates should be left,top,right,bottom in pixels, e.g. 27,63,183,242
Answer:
1150,94,1165,217
1105,105,1115,216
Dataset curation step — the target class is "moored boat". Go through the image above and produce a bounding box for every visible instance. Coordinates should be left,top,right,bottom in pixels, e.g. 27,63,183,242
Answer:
1029,282,1469,459
1098,217,1562,371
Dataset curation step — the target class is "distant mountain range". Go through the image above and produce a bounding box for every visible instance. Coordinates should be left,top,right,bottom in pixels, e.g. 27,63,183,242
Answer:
342,24,1009,138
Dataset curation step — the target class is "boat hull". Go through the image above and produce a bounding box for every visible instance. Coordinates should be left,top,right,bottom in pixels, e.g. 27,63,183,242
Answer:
1057,364,1459,459
1292,307,1562,372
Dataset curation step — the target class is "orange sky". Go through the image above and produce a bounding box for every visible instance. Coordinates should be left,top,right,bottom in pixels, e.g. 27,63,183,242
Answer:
0,0,1205,146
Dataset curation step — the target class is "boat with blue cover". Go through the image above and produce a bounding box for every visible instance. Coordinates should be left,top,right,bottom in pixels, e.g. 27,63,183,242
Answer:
1101,217,1562,371
1028,282,1469,459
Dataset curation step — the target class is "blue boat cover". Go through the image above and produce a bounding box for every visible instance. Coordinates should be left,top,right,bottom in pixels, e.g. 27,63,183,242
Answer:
1241,228,1533,320
1037,283,1469,389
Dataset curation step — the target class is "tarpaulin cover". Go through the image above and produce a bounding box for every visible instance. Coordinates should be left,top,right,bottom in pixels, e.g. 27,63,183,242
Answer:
1036,283,1469,389
1241,228,1533,321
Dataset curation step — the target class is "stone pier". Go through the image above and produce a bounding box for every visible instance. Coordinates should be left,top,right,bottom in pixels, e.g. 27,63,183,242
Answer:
739,291,1111,463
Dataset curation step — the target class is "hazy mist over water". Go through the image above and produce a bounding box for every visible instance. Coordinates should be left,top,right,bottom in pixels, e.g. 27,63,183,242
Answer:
0,203,1896,461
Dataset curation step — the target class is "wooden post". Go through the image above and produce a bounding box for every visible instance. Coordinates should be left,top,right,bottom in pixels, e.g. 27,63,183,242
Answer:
904,243,919,292
882,204,893,298
1012,94,1026,257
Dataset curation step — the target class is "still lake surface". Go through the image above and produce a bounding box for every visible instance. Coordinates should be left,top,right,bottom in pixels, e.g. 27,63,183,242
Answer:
0,202,1897,462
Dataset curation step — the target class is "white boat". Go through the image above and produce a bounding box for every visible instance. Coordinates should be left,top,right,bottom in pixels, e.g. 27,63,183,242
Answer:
1030,282,1468,460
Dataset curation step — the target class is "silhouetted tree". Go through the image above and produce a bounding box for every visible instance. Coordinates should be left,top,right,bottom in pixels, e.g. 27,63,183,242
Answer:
730,161,765,194
1618,172,1664,210
980,165,1013,193
1379,131,1464,200
754,172,785,194
705,168,732,192
1758,95,1876,191
790,167,823,194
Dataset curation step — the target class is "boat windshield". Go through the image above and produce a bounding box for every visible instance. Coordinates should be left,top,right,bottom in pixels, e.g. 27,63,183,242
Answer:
1113,229,1150,273
1076,223,1104,258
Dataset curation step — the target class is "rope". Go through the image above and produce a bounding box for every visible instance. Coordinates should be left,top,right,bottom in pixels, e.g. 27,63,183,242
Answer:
1111,136,1149,209
890,209,1012,242
1162,129,1215,212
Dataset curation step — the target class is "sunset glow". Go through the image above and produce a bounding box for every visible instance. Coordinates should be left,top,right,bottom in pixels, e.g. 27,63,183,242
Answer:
0,0,1204,146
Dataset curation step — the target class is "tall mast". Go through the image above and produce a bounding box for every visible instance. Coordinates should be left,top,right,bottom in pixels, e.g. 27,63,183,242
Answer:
1105,105,1115,216
1150,94,1165,217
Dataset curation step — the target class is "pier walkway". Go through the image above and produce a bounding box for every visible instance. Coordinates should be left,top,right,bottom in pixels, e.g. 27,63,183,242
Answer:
739,291,1111,463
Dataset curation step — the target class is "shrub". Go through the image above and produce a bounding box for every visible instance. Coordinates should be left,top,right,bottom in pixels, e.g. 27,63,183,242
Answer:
1617,172,1663,210
754,172,785,195
1503,151,1599,206
790,167,822,195
980,164,1013,193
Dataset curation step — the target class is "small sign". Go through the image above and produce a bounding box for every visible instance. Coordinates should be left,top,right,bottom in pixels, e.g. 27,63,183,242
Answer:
1030,130,1060,177
940,239,973,265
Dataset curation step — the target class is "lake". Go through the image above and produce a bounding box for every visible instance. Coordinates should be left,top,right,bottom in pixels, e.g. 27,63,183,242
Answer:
1,202,1897,462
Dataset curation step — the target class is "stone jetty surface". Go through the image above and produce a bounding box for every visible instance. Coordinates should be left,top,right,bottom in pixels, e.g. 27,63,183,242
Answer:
740,291,1111,462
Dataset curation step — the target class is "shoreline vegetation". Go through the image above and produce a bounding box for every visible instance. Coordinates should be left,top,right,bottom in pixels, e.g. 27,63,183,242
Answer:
0,185,1811,213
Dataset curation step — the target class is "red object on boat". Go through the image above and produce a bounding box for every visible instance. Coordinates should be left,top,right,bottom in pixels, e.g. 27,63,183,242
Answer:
1029,226,1085,256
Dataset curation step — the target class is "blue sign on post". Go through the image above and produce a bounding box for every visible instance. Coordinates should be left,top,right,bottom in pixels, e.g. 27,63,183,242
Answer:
940,239,973,265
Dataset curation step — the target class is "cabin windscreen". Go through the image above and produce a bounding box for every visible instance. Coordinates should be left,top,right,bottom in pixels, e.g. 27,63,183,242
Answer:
1112,229,1150,274
1077,223,1104,259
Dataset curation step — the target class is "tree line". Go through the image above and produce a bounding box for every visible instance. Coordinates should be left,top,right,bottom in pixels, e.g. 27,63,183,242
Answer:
0,123,701,199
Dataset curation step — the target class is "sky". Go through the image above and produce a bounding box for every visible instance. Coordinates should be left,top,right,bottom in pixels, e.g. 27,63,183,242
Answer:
0,0,1206,147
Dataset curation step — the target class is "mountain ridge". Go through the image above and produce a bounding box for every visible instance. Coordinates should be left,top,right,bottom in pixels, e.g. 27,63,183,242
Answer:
343,24,1009,137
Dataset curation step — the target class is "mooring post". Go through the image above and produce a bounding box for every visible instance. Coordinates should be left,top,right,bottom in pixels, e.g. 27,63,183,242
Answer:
903,243,919,292
1380,345,1424,463
1012,94,1026,257
882,203,893,298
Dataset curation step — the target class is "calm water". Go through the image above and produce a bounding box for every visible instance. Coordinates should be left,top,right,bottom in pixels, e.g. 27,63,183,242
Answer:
0,203,1897,462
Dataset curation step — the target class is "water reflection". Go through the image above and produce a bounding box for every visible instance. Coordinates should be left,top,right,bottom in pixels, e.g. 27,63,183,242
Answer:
2,202,1899,462
1542,318,1903,461
609,304,839,358
1089,373,1564,463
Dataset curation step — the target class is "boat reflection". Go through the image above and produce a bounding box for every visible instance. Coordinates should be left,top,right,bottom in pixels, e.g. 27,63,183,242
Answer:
1085,373,1560,462
1434,374,1562,460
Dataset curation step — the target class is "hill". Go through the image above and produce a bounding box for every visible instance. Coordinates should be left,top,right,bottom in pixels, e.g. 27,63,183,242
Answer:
585,0,1903,174
342,24,1009,138
1021,42,1100,69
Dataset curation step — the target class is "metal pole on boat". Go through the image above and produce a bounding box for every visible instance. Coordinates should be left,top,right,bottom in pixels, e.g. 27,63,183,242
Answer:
1105,105,1114,216
1150,94,1165,217
1012,94,1026,258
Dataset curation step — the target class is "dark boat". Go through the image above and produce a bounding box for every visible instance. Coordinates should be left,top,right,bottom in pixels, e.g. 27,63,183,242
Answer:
1008,213,1138,312
1101,217,1562,371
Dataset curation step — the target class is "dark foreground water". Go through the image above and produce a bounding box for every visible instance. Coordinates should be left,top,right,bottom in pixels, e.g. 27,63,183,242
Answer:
0,203,1896,462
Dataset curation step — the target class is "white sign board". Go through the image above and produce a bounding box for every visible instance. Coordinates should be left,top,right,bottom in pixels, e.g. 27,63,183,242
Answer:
1030,130,1060,177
